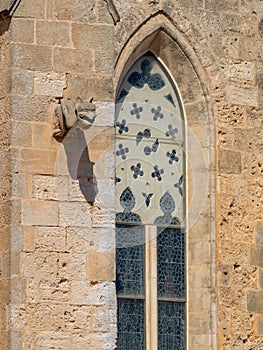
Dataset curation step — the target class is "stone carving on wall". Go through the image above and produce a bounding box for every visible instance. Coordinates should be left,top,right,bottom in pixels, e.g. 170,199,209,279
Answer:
103,0,120,24
53,96,96,139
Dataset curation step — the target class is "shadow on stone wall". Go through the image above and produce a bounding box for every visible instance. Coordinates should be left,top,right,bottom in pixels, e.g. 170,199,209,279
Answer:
63,129,97,204
0,18,10,35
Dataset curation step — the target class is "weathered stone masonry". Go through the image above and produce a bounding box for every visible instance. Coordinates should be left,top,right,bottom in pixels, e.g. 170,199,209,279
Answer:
0,0,262,349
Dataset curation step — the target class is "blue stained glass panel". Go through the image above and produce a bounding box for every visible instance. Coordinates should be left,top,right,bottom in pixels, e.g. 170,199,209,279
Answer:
117,299,145,350
116,224,144,297
158,301,185,350
157,228,185,299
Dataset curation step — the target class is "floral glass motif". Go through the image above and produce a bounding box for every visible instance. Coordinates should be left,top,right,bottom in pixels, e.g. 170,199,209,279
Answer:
136,128,151,145
128,58,165,91
116,119,129,134
115,52,185,350
166,124,178,140
131,163,144,179
116,144,129,160
130,103,143,119
166,149,179,164
152,106,164,121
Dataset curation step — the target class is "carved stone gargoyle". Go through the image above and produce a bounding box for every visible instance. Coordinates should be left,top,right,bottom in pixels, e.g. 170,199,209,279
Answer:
53,97,96,140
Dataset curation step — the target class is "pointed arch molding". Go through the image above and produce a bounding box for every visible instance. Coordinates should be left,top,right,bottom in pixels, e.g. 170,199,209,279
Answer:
114,14,217,350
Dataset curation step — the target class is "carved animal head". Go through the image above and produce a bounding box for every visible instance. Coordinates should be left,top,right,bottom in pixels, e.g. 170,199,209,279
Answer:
53,96,96,140
75,96,96,130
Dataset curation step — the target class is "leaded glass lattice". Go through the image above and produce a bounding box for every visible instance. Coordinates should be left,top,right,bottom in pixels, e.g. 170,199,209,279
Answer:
157,228,185,299
116,51,186,350
117,299,145,350
158,301,185,350
116,224,144,296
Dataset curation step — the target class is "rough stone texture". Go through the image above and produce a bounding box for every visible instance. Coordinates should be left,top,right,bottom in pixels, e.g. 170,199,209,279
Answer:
0,17,11,350
0,0,262,349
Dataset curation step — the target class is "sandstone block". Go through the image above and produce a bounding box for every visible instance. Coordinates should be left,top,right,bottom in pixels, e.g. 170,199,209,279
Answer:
256,315,263,336
239,37,261,61
59,201,92,227
188,311,210,335
11,226,23,275
225,82,258,106
14,0,45,18
97,0,114,24
222,13,258,37
188,265,211,289
233,128,262,151
11,96,50,122
93,102,114,127
33,123,57,150
10,277,27,302
35,226,66,252
189,241,210,265
91,204,115,228
53,0,96,22
36,20,70,47
218,149,242,174
64,305,92,331
34,72,66,97
11,69,33,95
259,269,263,289
92,306,114,333
255,221,263,245
39,285,70,303
188,288,211,312
11,121,32,148
10,331,23,350
12,44,52,72
95,50,116,74
11,19,34,43
37,331,71,350
72,24,114,51
250,245,263,268
24,331,38,349
12,174,28,198
58,253,86,279
72,332,116,350
71,281,116,305
39,277,71,303
23,226,35,252
23,199,59,226
22,251,59,277
20,149,57,175
32,175,68,201
87,251,115,281
66,226,115,253
54,47,93,74
64,74,113,100
10,303,64,329
221,59,255,83
247,290,263,313
205,0,238,11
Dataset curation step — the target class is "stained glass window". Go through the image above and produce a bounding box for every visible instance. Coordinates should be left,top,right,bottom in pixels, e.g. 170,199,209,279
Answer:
116,52,186,350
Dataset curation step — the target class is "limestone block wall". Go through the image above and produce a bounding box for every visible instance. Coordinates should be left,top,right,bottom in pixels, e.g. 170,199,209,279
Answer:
0,16,11,350
8,0,116,349
0,0,262,349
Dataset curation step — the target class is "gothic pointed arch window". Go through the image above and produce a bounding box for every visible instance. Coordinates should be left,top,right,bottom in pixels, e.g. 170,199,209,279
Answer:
115,51,186,350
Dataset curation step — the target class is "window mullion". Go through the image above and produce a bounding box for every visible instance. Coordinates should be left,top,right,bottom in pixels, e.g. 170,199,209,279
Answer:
145,225,158,350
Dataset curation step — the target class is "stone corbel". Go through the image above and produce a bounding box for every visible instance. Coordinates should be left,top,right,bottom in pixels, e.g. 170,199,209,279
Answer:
53,97,96,140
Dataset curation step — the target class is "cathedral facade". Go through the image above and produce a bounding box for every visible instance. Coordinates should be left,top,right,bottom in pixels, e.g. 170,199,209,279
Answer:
0,0,262,349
